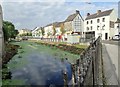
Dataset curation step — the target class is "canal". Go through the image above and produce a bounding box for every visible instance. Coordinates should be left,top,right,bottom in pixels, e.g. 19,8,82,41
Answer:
5,41,79,86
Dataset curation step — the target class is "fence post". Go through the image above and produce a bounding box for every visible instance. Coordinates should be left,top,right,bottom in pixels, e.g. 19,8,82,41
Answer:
71,63,76,86
62,70,68,87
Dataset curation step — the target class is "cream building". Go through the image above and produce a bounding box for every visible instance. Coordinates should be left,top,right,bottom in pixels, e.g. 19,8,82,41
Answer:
18,29,31,36
84,9,117,40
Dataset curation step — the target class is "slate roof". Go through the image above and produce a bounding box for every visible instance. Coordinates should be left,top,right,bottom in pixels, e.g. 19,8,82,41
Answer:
115,18,120,23
54,22,64,27
85,9,113,20
65,13,78,22
64,11,84,22
45,22,64,27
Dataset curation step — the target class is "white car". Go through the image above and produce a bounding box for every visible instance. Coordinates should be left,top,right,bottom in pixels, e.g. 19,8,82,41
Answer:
112,35,120,40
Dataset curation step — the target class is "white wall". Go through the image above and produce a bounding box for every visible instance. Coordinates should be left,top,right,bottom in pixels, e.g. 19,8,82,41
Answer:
84,15,113,40
44,25,53,37
114,23,120,35
55,27,61,35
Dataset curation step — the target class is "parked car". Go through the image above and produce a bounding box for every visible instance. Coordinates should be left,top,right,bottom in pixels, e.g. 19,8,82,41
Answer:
112,35,120,40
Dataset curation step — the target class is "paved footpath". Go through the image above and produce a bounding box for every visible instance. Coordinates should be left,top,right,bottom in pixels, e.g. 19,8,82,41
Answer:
102,44,119,85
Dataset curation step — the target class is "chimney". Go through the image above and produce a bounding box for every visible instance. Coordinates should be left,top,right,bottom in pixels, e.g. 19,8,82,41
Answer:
87,13,90,16
76,10,79,14
97,10,101,15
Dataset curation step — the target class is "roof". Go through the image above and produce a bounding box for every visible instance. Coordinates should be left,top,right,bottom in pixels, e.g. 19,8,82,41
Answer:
45,22,58,27
115,18,120,23
85,9,113,20
44,22,64,27
65,13,78,22
54,22,64,27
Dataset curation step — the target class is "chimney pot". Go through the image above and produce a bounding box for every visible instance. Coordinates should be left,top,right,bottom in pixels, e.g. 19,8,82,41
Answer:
97,10,101,14
87,13,90,16
76,10,79,14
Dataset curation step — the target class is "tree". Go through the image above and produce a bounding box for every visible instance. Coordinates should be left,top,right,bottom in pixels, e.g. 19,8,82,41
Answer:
60,23,66,35
53,25,56,35
41,27,45,36
3,21,16,41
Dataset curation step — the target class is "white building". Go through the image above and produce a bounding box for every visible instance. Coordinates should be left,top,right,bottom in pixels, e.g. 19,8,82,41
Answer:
64,10,84,36
18,29,31,36
43,22,58,38
32,27,42,37
114,18,120,35
84,9,117,40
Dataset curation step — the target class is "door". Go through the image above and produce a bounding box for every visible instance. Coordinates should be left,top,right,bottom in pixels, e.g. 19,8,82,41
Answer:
105,33,108,40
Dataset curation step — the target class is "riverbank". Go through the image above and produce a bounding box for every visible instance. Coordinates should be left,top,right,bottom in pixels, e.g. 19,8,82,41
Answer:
29,40,88,55
2,43,19,64
2,43,19,85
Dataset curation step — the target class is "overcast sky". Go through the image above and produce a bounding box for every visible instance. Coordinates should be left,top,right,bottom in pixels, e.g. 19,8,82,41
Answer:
1,0,119,30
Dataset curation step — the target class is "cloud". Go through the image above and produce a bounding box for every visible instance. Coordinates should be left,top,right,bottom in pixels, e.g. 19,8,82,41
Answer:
1,1,118,29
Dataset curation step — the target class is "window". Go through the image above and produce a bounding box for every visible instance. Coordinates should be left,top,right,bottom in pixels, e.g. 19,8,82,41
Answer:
91,20,93,24
97,26,100,30
103,18,105,22
91,26,92,30
87,27,89,30
86,21,88,24
97,19,100,23
102,25,105,30
117,24,119,28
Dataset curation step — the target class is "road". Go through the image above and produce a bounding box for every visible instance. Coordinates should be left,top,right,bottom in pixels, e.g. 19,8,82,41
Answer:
102,40,119,85
5,41,79,85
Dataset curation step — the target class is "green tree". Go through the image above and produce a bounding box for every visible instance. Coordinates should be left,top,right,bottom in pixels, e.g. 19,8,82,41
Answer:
41,27,45,36
60,24,66,35
53,25,56,35
3,21,16,41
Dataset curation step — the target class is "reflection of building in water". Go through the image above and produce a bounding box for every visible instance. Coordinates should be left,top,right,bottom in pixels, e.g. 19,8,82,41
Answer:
0,5,4,58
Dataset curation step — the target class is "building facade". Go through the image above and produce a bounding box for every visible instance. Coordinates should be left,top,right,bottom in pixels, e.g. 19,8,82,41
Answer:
64,10,84,36
84,9,117,40
18,29,31,36
114,18,120,35
32,27,42,37
0,5,4,58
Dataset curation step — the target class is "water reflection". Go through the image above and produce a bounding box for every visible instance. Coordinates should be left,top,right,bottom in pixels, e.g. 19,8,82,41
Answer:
10,52,72,86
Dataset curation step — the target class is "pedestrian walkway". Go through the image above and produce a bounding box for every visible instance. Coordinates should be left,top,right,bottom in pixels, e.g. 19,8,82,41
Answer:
102,44,118,85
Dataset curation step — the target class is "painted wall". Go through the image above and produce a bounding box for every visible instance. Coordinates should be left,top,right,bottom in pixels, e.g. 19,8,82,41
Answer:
84,10,117,40
44,25,53,38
